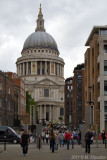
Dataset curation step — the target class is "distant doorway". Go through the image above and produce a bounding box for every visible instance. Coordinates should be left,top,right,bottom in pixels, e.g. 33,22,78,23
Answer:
46,112,49,121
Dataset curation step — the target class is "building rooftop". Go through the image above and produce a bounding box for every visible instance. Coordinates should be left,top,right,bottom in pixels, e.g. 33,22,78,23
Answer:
85,25,107,46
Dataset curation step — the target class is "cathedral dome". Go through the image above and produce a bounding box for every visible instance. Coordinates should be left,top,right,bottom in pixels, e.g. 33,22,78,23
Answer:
23,5,58,51
23,31,58,50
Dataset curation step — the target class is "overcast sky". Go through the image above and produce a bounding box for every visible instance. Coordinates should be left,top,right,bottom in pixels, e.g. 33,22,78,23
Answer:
0,0,107,79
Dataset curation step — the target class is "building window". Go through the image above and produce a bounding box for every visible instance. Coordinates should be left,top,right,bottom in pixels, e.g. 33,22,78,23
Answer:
61,97,63,101
104,45,107,53
0,82,2,90
44,89,49,97
0,98,2,107
8,101,10,110
104,81,107,95
38,69,40,75
104,101,107,112
60,107,64,116
100,29,107,35
77,75,82,79
104,61,107,74
105,114,107,121
67,93,69,98
42,69,44,74
67,85,69,90
8,87,10,94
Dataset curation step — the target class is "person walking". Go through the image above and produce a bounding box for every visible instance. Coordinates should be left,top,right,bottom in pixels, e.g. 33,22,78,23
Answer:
49,129,56,153
20,130,30,156
65,131,71,150
58,131,65,147
45,132,49,144
102,130,106,144
85,129,92,154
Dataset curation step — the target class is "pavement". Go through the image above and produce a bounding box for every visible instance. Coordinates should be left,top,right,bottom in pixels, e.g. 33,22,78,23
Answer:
0,141,107,160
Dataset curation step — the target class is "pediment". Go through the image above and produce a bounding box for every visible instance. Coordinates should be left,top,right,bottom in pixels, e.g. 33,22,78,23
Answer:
35,78,58,85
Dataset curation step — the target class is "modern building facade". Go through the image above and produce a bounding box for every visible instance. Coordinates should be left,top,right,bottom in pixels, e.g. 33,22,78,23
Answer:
85,26,107,132
16,5,65,123
72,63,85,129
65,77,73,127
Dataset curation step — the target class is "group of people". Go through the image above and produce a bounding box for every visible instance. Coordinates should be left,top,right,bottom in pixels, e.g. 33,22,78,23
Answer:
20,129,106,155
48,129,81,152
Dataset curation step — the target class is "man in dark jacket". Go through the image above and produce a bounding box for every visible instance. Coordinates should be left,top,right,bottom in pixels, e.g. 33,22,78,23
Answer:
102,130,106,144
20,130,30,156
85,129,92,153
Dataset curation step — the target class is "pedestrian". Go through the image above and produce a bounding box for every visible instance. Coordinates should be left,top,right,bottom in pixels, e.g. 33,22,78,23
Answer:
65,131,71,150
58,131,65,147
85,129,92,154
49,129,56,153
45,132,49,143
77,130,81,145
20,130,30,156
41,131,45,143
102,130,106,144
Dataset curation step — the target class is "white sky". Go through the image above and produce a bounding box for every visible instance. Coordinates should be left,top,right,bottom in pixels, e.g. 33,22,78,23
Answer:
0,0,107,79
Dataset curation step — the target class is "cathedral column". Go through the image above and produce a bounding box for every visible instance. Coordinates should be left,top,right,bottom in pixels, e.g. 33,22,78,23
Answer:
44,105,46,120
31,62,32,75
39,105,42,121
17,65,19,76
40,61,42,75
23,63,25,75
45,61,47,75
26,62,28,75
53,105,55,121
62,66,64,77
57,64,59,76
35,61,37,75
60,64,62,76
20,64,21,76
49,105,51,121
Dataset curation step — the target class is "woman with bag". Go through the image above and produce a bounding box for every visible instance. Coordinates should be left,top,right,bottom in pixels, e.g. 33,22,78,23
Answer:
49,129,56,153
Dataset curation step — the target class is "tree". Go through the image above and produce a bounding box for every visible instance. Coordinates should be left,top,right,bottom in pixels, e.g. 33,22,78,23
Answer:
26,91,38,119
59,116,63,122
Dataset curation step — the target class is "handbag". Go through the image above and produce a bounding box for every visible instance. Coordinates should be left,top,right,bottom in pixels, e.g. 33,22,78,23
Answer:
54,142,58,150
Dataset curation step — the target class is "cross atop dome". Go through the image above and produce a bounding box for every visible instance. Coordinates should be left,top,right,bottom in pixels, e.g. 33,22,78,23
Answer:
35,4,46,32
39,3,42,13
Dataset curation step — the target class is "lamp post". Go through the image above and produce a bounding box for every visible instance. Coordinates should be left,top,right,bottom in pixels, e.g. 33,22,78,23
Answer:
87,86,94,126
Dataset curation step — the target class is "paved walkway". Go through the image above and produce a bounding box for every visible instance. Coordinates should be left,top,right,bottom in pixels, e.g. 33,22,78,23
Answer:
0,142,107,160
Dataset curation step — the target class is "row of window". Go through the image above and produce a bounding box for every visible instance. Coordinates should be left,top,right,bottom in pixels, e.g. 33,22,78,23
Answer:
23,49,58,56
0,98,13,110
0,82,11,94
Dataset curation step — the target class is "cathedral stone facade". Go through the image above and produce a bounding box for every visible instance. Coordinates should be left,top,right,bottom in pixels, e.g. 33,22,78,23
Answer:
16,5,65,123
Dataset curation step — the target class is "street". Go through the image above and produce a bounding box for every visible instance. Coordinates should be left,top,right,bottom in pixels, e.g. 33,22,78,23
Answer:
0,141,107,160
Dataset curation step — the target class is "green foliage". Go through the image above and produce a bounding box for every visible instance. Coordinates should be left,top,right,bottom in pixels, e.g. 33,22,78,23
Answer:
26,91,38,117
59,116,63,121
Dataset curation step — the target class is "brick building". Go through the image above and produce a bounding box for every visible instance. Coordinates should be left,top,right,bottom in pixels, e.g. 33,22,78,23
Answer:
6,72,26,121
0,71,18,126
72,63,85,129
65,77,73,127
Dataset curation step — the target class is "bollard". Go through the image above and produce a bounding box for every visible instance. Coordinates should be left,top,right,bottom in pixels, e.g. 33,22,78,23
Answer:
105,139,107,148
39,135,41,150
4,136,6,151
72,140,74,149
